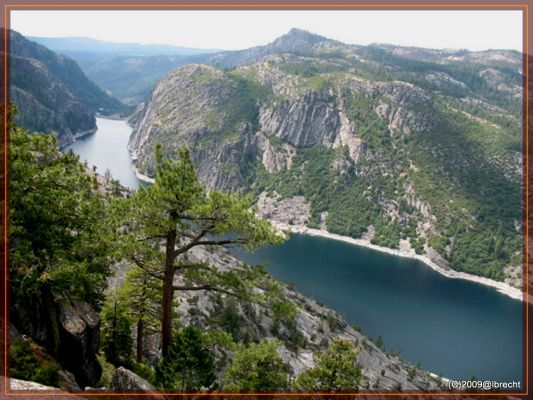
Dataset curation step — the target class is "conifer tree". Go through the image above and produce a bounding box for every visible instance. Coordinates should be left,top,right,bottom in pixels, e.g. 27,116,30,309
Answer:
113,145,282,355
100,290,134,368
295,338,361,391
121,267,162,362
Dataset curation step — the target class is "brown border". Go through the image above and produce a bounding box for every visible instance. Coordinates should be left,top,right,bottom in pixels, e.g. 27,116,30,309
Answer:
0,1,530,398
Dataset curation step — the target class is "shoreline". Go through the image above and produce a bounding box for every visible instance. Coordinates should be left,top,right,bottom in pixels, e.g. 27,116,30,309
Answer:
273,222,524,302
74,121,523,303
131,164,155,184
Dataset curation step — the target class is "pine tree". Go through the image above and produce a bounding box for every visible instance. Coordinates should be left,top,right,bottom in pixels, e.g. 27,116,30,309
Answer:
295,338,361,391
222,340,289,391
112,145,282,355
121,267,162,362
100,290,133,368
155,327,216,391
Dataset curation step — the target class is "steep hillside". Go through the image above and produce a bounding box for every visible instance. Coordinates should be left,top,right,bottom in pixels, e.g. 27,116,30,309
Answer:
108,245,443,391
80,54,193,105
29,36,221,105
129,28,523,283
8,31,129,146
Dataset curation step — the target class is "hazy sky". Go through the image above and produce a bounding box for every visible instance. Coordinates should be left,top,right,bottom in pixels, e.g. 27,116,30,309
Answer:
11,10,523,52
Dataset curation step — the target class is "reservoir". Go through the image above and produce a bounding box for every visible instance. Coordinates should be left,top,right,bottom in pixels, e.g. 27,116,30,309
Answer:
66,117,143,190
234,235,523,384
66,117,524,386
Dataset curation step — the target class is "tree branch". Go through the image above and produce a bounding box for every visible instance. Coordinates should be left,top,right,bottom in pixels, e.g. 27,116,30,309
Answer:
132,256,164,280
173,227,212,257
174,234,250,258
135,234,166,242
172,283,241,298
195,238,249,247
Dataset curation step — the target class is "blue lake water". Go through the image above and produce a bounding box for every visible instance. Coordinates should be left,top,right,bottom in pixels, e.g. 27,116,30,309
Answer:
66,117,524,387
233,234,523,385
66,117,143,190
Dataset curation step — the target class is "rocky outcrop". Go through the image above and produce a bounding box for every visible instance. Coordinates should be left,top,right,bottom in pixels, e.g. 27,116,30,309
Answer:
57,300,101,388
256,133,295,172
258,89,340,147
256,192,311,226
109,367,156,392
9,378,61,391
11,291,102,389
57,370,81,392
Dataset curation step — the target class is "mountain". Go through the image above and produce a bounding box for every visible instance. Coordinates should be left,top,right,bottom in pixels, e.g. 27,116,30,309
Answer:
27,37,222,105
78,54,194,105
9,31,129,146
128,28,523,284
29,36,221,57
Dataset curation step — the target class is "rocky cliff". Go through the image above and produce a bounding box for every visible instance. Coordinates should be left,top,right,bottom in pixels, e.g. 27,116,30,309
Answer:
129,28,522,283
8,31,128,147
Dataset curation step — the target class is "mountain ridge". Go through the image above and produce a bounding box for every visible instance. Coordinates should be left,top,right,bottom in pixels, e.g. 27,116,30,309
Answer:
8,30,129,146
128,29,522,284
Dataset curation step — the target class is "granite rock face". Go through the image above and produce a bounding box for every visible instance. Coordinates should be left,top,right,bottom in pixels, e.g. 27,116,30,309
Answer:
109,367,156,392
128,28,522,285
12,292,102,389
57,300,102,388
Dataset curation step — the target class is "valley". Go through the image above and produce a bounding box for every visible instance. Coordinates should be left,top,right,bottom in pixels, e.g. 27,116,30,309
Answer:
7,22,525,394
67,116,522,385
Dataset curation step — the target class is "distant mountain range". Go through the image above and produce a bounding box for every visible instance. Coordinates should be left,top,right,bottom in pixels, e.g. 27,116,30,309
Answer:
8,28,524,283
8,31,129,146
128,28,523,284
26,36,221,105
28,36,222,57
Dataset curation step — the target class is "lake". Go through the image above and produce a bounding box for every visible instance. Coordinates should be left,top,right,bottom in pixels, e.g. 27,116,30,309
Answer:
66,118,524,386
66,117,143,190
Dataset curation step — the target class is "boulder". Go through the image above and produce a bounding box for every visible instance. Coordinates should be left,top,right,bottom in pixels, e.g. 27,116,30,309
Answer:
12,287,103,389
57,369,81,392
109,367,156,392
9,378,60,391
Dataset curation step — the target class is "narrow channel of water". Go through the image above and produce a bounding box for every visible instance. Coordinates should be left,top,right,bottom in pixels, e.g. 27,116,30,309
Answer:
66,117,524,387
66,117,143,190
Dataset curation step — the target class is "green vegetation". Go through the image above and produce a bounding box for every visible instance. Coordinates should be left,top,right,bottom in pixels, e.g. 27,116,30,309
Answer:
101,290,134,368
155,327,216,391
345,93,391,149
9,339,39,381
9,111,112,323
9,339,61,387
295,338,361,391
112,145,282,356
223,340,289,391
252,144,401,248
204,71,270,139
121,267,162,362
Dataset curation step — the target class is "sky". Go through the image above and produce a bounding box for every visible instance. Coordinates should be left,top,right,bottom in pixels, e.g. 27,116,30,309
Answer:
10,10,523,52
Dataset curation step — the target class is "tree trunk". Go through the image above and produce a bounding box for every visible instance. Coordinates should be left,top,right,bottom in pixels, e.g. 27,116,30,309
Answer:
161,228,177,356
136,318,143,362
